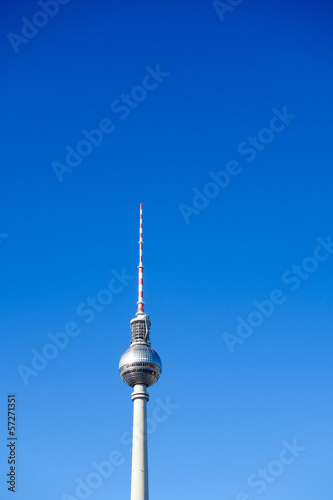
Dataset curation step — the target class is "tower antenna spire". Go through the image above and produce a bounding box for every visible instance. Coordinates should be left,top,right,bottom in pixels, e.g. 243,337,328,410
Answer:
137,203,144,314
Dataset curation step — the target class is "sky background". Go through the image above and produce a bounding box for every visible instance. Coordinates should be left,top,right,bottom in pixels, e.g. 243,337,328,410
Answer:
1,0,333,499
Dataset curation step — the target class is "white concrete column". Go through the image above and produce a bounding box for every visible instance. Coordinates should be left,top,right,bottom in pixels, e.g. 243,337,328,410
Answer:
131,384,149,500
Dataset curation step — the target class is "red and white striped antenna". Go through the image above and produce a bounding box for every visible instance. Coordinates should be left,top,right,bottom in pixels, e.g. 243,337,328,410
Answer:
137,203,144,314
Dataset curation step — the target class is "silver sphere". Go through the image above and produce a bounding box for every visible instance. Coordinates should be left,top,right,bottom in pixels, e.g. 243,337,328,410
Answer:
119,344,162,387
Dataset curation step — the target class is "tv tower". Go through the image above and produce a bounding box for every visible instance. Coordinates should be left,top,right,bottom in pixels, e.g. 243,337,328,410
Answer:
119,203,162,500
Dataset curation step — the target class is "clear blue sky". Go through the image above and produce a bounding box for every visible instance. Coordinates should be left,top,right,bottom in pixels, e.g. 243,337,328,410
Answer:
1,0,333,499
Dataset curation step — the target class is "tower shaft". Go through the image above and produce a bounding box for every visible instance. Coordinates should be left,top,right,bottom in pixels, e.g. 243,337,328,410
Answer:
131,384,149,500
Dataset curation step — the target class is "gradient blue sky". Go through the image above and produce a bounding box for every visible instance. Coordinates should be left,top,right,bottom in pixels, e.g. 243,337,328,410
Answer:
1,1,333,499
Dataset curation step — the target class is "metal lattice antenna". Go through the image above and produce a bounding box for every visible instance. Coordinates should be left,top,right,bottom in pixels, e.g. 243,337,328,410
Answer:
137,203,144,314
